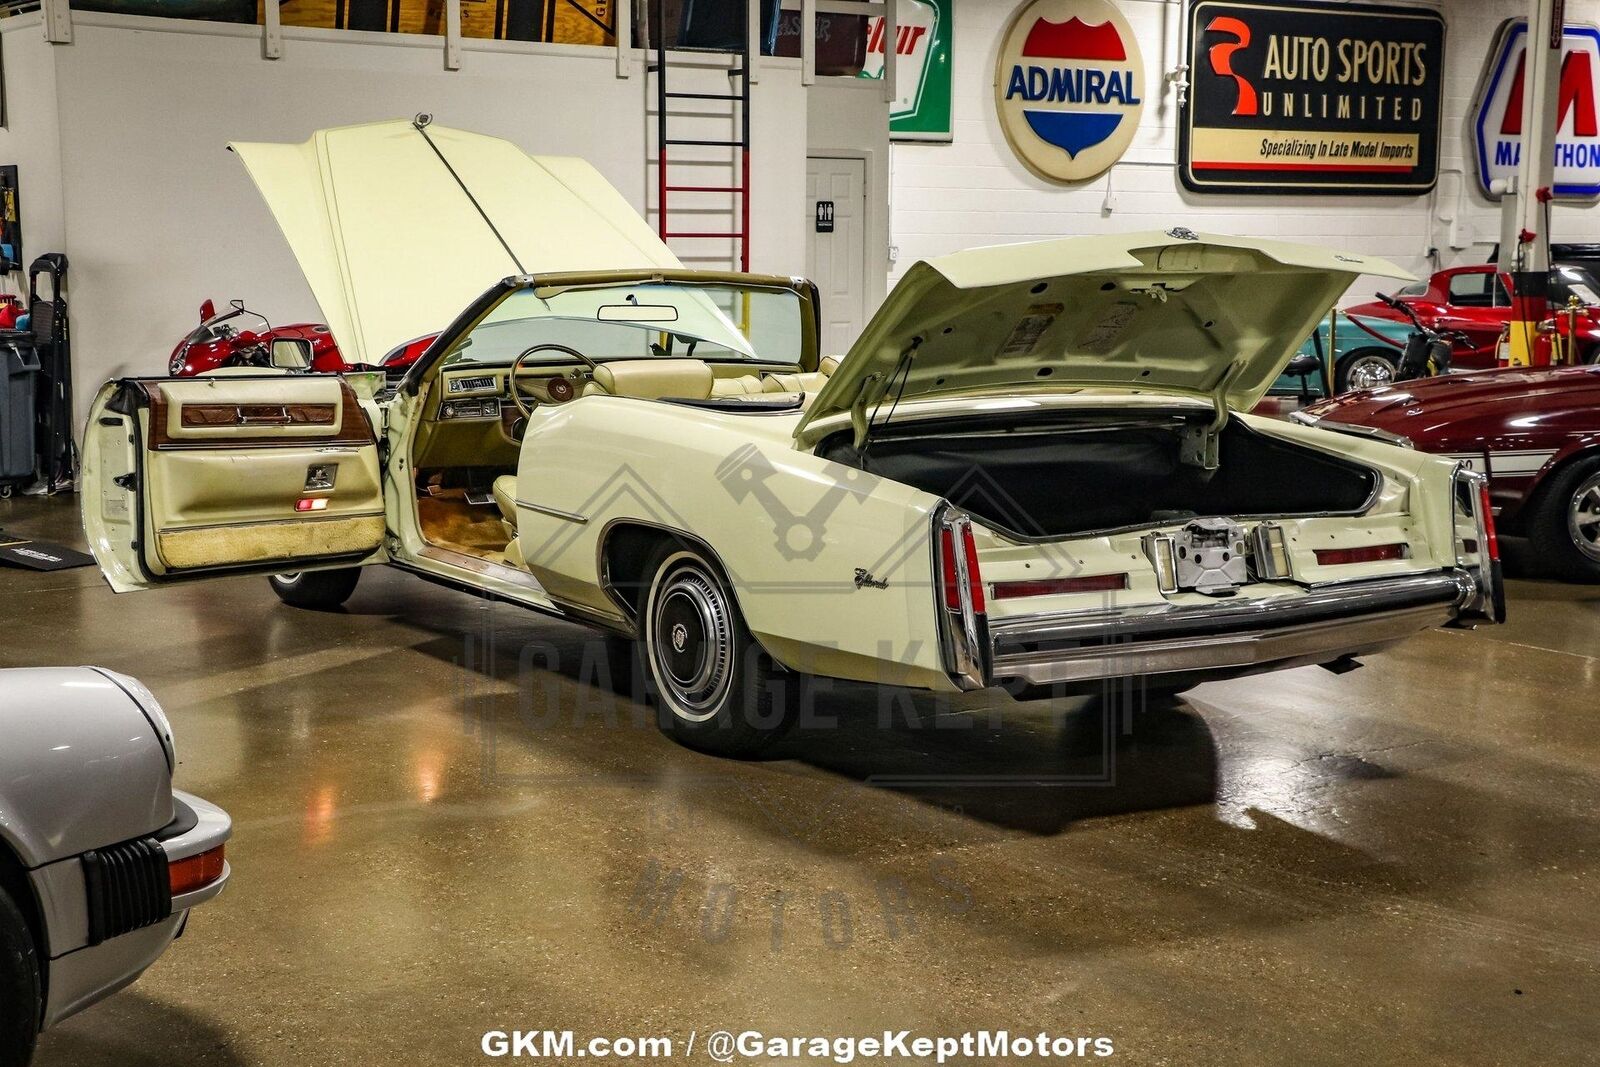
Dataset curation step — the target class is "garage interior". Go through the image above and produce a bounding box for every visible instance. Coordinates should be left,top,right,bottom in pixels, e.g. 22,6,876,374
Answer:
6,498,1599,1064
4,0,1600,1063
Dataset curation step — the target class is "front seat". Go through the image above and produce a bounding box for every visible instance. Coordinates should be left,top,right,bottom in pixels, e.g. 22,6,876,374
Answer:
493,475,518,529
582,358,713,400
492,475,526,568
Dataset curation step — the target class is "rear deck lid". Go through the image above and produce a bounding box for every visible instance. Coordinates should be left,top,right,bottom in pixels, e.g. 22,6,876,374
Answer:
794,230,1411,445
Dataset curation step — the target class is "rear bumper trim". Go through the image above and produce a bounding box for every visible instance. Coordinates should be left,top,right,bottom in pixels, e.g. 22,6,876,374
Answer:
989,571,1472,688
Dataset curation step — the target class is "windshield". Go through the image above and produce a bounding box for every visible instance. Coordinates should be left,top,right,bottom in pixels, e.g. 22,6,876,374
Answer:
1550,265,1600,307
184,305,270,346
441,281,805,368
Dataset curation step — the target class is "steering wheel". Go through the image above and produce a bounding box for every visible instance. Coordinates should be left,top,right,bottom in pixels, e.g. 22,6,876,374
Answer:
508,343,597,418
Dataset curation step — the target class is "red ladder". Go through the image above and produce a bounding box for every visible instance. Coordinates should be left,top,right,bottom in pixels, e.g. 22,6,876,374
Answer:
650,0,752,272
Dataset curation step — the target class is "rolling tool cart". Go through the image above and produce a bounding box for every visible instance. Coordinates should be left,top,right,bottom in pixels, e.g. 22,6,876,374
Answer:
28,253,75,493
0,329,39,497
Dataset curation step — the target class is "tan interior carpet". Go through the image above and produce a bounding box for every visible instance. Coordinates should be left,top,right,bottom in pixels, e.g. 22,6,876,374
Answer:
417,491,511,559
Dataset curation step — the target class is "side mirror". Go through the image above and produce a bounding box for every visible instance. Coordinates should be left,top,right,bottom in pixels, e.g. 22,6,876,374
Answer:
270,339,312,370
199,299,216,322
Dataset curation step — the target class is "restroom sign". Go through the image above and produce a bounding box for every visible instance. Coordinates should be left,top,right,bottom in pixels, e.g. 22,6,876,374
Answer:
994,0,1146,183
815,201,835,232
1473,19,1600,199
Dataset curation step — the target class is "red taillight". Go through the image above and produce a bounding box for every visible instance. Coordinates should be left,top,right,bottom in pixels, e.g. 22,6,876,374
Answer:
940,528,960,610
992,573,1129,599
938,520,986,613
961,524,985,613
1314,543,1408,566
1478,482,1500,561
169,844,225,896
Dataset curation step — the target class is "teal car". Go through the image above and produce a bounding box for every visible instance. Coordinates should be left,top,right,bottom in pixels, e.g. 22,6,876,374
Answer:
1271,310,1412,398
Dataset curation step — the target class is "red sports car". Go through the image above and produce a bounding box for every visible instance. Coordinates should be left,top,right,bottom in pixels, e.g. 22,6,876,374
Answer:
169,299,433,378
1295,364,1600,581
1343,263,1600,378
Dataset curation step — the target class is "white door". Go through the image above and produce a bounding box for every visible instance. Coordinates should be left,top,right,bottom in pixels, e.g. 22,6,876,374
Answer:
805,157,867,359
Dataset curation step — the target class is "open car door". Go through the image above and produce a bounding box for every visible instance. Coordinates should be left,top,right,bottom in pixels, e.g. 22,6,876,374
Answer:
82,375,387,592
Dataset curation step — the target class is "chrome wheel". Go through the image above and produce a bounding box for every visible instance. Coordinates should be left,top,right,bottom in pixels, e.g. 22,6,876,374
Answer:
1568,473,1600,563
646,556,735,723
1344,353,1396,392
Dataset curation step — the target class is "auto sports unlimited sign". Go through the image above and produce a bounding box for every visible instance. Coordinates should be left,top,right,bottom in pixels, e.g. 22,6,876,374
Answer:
860,0,953,142
995,0,1146,183
1473,19,1600,200
1179,0,1445,194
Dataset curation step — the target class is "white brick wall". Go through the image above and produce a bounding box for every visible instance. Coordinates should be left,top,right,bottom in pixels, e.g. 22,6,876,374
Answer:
888,0,1600,304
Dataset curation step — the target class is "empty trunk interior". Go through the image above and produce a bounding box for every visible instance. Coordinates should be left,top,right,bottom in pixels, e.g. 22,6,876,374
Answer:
817,412,1379,539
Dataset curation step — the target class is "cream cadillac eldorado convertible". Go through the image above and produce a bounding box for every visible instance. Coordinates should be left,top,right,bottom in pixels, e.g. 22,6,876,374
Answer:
81,120,1504,757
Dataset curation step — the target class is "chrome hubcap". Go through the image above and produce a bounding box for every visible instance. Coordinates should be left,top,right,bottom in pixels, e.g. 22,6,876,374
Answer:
1568,475,1600,563
650,563,734,722
1346,356,1395,392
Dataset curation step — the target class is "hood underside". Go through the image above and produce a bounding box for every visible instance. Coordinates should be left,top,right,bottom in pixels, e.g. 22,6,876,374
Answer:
796,231,1412,444
231,119,681,367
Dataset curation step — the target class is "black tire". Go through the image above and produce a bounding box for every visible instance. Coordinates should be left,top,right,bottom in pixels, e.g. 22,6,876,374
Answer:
1335,349,1399,394
0,885,40,1067
268,567,362,609
639,544,794,758
1529,455,1600,582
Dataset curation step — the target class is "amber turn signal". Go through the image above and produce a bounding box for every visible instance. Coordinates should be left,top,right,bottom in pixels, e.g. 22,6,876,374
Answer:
169,844,226,897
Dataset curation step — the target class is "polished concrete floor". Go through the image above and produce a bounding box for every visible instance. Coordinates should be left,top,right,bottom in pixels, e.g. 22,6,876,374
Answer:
4,494,1599,1066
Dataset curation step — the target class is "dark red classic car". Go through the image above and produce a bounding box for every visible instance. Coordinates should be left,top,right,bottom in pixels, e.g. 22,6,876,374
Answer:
1296,365,1600,580
1344,263,1600,373
169,299,432,377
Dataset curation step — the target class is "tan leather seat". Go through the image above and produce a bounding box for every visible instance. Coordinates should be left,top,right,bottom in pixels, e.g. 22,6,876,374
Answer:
760,357,840,395
492,475,518,528
581,358,714,400
710,374,765,396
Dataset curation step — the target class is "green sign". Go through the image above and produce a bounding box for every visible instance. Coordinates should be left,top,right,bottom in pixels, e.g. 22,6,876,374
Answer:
859,0,952,142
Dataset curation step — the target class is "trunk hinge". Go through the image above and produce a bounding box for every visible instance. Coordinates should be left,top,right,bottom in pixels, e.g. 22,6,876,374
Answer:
1181,359,1245,472
851,339,922,452
849,372,884,451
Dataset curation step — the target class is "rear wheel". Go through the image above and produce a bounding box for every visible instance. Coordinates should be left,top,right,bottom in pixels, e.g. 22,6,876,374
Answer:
1335,349,1398,393
640,546,794,758
1530,456,1600,582
0,885,40,1067
268,568,362,609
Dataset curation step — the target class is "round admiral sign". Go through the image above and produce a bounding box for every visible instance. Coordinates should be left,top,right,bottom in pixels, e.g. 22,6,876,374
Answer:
995,0,1146,183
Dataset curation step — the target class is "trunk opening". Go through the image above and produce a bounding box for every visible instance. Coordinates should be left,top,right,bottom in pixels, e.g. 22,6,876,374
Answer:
816,410,1379,540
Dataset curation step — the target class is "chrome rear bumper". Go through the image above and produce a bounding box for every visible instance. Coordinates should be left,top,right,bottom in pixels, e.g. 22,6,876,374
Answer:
988,571,1474,690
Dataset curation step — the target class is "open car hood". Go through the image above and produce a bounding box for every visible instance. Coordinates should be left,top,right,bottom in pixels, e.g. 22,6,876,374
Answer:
794,231,1412,445
230,119,681,367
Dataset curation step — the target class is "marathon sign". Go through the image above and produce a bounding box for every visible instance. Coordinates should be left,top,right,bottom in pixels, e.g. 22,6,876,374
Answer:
1179,0,1445,195
1473,20,1600,200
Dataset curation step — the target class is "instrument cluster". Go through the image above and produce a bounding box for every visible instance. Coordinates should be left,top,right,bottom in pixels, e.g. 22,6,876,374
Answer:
437,366,589,421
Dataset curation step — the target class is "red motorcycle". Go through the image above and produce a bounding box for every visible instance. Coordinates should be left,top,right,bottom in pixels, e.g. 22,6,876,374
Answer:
168,299,434,378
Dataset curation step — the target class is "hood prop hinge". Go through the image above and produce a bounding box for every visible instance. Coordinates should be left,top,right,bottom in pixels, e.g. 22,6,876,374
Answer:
1180,360,1245,472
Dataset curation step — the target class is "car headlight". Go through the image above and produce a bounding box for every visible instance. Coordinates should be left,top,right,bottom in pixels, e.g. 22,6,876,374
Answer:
96,668,177,772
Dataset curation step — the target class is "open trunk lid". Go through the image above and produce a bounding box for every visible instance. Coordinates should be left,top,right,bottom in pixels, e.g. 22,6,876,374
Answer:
794,230,1411,446
229,119,682,367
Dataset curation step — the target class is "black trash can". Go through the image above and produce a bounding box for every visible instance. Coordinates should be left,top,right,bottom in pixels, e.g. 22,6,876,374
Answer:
0,331,39,496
